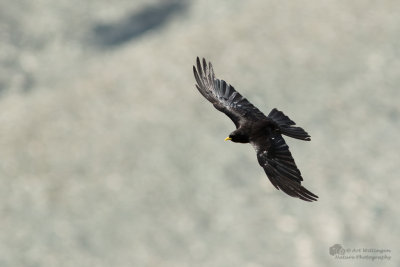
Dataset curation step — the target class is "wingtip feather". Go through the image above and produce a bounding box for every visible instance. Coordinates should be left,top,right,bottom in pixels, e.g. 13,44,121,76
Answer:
196,57,202,77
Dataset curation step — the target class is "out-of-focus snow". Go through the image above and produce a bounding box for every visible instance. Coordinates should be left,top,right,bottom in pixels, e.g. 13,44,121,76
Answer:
0,1,399,266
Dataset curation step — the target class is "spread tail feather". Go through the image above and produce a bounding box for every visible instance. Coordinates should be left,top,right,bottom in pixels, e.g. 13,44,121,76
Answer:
268,108,311,141
280,125,311,141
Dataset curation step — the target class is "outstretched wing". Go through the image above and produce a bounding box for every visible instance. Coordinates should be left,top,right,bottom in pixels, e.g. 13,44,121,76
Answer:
254,134,318,202
193,57,266,128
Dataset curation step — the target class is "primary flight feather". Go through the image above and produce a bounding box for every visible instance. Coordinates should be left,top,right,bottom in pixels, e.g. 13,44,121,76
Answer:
193,57,318,202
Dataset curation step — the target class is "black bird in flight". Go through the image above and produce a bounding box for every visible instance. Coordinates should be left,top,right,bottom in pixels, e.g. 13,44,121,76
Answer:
193,57,318,202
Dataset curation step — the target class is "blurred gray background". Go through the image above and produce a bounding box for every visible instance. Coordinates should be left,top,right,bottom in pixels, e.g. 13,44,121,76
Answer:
0,0,399,266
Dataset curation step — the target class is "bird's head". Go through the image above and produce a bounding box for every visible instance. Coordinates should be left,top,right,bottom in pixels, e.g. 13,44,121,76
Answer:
225,130,249,143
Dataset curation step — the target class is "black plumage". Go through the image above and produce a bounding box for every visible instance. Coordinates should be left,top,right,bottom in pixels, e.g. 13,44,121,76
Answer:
193,57,318,202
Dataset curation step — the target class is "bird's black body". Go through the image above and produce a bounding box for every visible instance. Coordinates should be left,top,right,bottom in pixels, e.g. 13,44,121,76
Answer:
193,57,318,202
